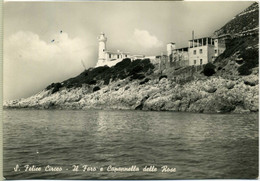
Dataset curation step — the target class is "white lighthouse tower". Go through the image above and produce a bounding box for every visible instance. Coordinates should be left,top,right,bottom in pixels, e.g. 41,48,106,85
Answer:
167,42,176,56
97,32,107,66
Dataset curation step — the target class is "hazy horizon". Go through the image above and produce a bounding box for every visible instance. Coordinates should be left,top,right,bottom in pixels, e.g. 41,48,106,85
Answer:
4,1,254,100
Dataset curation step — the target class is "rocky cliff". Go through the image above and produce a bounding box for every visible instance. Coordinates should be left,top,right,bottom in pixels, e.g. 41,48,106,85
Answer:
4,66,258,113
214,2,258,37
4,2,259,113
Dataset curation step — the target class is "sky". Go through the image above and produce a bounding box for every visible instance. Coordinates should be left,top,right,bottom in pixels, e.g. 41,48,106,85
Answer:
3,1,254,100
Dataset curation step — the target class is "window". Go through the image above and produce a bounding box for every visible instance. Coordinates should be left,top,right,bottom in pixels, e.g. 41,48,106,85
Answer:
193,50,196,55
117,55,119,59
208,38,211,45
200,49,203,54
190,42,193,48
194,60,196,65
109,54,111,58
126,55,127,58
215,50,218,54
203,38,207,46
200,59,203,65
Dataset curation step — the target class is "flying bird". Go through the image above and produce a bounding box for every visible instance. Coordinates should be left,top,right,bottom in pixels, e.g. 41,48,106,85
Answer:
60,30,62,34
51,39,55,43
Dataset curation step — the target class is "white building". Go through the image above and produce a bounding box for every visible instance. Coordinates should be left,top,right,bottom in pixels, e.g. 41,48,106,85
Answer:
96,32,227,68
188,37,226,65
96,32,146,67
166,36,227,67
165,44,189,68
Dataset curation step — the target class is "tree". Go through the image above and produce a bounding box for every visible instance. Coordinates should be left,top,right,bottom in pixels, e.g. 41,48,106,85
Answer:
203,62,216,76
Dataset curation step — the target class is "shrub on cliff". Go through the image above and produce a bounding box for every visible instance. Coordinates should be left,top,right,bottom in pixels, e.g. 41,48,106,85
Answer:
238,48,258,60
130,73,145,80
244,80,256,86
61,58,154,88
159,75,167,80
51,83,62,94
215,35,258,65
237,48,258,75
114,58,131,69
132,65,144,74
46,82,63,93
91,66,110,76
203,63,216,76
93,86,100,92
140,78,151,85
238,63,253,75
46,83,55,90
89,80,97,85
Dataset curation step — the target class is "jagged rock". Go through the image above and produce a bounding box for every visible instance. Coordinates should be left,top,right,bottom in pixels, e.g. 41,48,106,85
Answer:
233,106,250,113
225,81,235,89
4,75,258,114
164,100,181,111
204,86,217,93
135,95,149,110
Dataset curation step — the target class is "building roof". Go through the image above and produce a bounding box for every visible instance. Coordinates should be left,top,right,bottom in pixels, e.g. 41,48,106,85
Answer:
188,37,212,41
174,47,189,51
105,51,130,54
131,54,145,57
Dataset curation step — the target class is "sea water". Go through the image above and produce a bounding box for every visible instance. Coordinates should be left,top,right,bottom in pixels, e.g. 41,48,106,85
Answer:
3,109,258,179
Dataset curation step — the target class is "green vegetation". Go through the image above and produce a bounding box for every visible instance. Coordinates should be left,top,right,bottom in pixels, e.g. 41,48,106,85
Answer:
215,35,258,76
159,75,167,80
237,48,258,75
216,35,258,61
46,58,154,91
130,73,145,80
46,83,62,94
93,86,100,92
140,78,151,85
213,2,259,76
203,63,216,76
44,3,259,95
244,80,256,86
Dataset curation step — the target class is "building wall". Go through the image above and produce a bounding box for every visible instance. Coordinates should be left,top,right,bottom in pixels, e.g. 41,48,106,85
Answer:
188,45,209,66
171,51,189,62
105,52,130,62
96,33,132,67
188,43,223,66
207,45,215,63
167,43,176,56
145,56,157,64
97,33,107,61
213,39,226,57
121,54,129,59
98,42,106,61
105,53,118,61
170,59,189,68
130,55,145,60
97,33,227,68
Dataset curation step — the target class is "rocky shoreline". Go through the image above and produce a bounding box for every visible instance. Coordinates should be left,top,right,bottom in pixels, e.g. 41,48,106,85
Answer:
4,74,258,114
